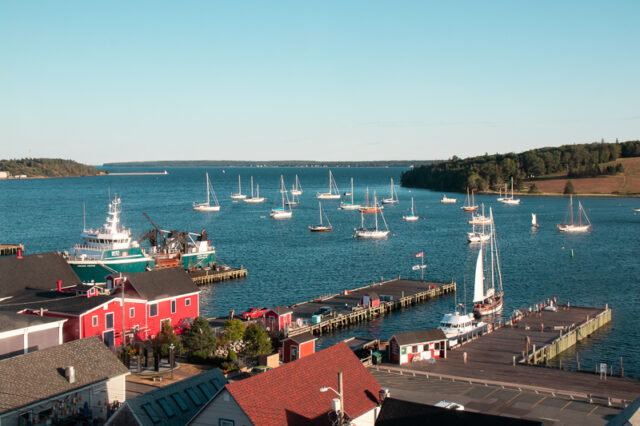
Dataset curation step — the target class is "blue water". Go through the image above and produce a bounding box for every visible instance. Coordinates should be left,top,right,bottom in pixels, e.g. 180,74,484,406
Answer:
1,167,639,376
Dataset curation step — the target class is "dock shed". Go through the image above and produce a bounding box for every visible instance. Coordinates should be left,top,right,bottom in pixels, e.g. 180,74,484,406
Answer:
389,329,447,365
263,306,292,333
282,332,316,363
361,292,380,308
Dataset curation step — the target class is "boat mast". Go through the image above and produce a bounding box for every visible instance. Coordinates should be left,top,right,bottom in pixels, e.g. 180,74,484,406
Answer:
411,197,414,215
250,176,254,199
205,173,211,205
319,202,323,225
351,178,354,204
374,192,379,231
238,175,242,194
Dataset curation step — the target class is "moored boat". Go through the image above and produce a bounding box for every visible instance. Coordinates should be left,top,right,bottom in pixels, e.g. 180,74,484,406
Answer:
230,175,247,200
472,208,504,317
309,202,332,232
316,170,341,200
193,172,221,212
461,188,478,212
557,194,591,232
441,194,457,204
402,197,419,221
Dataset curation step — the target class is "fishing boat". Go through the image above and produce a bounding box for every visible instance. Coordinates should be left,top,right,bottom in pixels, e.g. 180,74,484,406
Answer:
316,170,341,200
499,177,521,205
270,175,293,219
291,175,303,196
531,213,539,228
473,208,504,317
557,194,591,232
340,178,361,210
441,194,457,204
243,176,266,203
354,192,390,238
403,197,419,221
230,175,247,200
460,188,478,212
381,178,399,204
64,197,154,283
359,187,382,213
193,172,221,212
309,202,332,232
468,204,491,225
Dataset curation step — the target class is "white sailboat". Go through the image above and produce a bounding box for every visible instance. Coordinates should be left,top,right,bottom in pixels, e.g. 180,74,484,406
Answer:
461,188,478,212
316,170,341,200
270,175,293,219
473,208,504,317
403,197,419,221
496,186,505,202
499,177,521,205
441,194,457,203
243,176,266,203
309,202,332,232
354,192,390,238
230,175,247,200
531,213,539,228
557,194,591,232
291,175,303,196
340,178,361,210
286,184,299,206
467,204,490,243
468,204,491,225
193,172,221,212
381,178,399,204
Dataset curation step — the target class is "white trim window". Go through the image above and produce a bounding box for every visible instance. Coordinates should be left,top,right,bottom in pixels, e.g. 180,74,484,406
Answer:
149,303,158,317
185,298,191,307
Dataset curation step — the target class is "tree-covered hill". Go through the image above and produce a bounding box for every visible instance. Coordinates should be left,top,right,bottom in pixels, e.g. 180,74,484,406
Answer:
401,140,640,193
0,158,103,177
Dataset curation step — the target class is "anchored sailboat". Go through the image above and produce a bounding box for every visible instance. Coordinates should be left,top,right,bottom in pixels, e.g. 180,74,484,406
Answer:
499,177,521,205
243,176,266,203
354,192,390,238
230,175,247,200
403,197,419,221
557,194,591,232
473,208,504,317
193,172,221,212
532,213,539,228
461,188,478,212
340,178,361,210
381,178,399,204
270,175,293,219
359,187,382,213
467,204,490,243
309,202,332,232
291,175,303,196
316,170,341,199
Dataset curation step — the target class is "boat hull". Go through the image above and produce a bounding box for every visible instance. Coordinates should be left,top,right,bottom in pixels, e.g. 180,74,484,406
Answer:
557,224,590,233
309,225,331,232
354,229,389,238
467,233,490,243
230,194,246,200
461,206,478,212
316,193,341,200
500,199,521,205
403,215,419,221
270,210,292,219
340,203,361,210
473,295,504,317
69,257,153,284
193,204,220,212
244,197,265,203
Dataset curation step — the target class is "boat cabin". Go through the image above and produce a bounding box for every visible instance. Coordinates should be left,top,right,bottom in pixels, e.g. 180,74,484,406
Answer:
389,329,447,365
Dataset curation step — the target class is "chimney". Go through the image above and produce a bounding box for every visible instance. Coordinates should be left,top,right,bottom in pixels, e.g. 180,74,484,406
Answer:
65,366,76,384
57,280,62,292
17,249,22,259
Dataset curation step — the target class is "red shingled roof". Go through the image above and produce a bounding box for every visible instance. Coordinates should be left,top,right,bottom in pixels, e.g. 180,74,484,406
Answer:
226,342,380,425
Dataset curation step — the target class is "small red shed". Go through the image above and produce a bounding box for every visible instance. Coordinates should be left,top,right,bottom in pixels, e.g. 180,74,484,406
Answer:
361,292,380,308
263,306,293,333
282,332,317,363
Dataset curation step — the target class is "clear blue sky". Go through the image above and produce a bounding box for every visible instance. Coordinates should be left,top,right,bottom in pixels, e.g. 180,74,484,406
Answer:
1,1,638,163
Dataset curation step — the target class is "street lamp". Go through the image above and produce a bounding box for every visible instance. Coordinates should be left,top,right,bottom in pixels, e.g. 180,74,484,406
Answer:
169,343,175,380
319,371,344,425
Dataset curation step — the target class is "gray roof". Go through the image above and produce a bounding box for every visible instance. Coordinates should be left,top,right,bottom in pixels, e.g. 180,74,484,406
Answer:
0,252,81,299
1,288,115,316
108,369,227,426
286,332,316,344
126,268,199,301
268,305,292,315
0,336,130,414
391,329,447,346
0,311,65,333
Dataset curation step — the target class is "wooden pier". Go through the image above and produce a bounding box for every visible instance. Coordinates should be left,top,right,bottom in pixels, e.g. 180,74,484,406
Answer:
0,244,23,257
188,266,247,285
286,278,456,337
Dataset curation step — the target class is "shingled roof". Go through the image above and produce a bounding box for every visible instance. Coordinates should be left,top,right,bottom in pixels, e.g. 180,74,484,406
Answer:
224,342,380,425
390,329,446,346
125,268,199,301
0,288,115,316
0,336,130,414
0,252,81,299
0,310,65,334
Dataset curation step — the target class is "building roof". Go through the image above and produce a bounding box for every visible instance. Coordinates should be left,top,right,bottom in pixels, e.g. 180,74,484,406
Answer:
224,342,380,425
0,252,81,299
285,332,317,345
391,329,446,346
364,292,379,300
0,336,130,414
125,268,199,301
108,369,227,426
0,310,66,334
1,288,116,316
267,305,292,315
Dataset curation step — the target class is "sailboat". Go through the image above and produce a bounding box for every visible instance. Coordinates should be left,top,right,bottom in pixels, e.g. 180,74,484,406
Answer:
286,184,299,206
243,177,266,203
499,177,521,205
309,202,332,232
381,178,399,204
270,175,292,219
291,175,303,196
473,208,504,317
230,175,247,200
557,194,591,232
461,188,478,212
468,203,491,225
193,172,221,212
340,178,361,210
403,197,419,221
467,204,490,243
531,213,539,228
496,186,504,202
354,192,390,238
441,194,457,203
359,187,383,213
316,170,341,200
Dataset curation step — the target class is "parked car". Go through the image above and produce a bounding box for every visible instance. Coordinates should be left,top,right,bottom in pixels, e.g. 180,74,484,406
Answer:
313,306,333,318
434,401,464,411
240,307,268,320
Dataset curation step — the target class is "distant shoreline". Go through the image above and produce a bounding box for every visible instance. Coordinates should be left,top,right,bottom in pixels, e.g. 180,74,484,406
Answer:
102,160,430,168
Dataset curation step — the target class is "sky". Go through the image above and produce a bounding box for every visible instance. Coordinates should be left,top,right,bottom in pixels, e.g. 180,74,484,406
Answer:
1,1,638,164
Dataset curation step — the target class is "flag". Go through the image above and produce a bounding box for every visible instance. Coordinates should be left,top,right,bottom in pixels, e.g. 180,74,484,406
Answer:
414,252,423,258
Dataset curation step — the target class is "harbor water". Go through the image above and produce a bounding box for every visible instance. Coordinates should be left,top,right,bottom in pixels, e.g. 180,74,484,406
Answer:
1,167,638,376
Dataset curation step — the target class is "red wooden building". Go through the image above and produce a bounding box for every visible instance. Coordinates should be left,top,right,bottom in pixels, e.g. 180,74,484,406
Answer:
282,332,316,362
263,306,293,333
361,292,380,308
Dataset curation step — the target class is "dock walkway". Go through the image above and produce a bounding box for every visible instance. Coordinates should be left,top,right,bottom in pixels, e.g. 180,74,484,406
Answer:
0,244,23,257
188,266,247,285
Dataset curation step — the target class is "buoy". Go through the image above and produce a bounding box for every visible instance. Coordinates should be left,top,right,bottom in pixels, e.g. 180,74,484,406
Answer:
570,249,574,258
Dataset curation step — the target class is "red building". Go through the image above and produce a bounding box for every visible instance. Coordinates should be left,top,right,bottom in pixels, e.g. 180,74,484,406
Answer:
389,329,447,365
263,306,293,333
282,332,316,362
361,292,380,308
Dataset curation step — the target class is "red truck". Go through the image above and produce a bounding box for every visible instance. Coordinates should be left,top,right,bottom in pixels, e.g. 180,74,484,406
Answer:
240,307,268,320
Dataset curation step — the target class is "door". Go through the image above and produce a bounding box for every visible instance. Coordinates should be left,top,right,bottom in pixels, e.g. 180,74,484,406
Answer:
105,312,114,330
103,330,115,347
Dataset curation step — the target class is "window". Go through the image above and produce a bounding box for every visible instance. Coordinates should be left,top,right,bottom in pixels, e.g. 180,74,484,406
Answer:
130,307,135,318
185,298,191,307
141,403,161,424
92,315,98,327
411,345,418,353
198,383,213,399
105,313,114,329
435,342,441,350
219,420,234,426
156,397,175,418
171,299,176,314
185,388,203,406
171,393,189,412
149,303,158,317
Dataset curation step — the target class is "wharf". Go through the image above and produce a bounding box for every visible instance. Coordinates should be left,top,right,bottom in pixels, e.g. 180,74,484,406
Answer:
188,266,247,285
0,244,23,257
378,303,640,406
286,278,456,337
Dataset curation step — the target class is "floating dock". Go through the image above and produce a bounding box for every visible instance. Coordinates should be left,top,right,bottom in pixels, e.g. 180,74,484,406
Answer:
188,266,247,285
0,244,24,257
286,278,456,337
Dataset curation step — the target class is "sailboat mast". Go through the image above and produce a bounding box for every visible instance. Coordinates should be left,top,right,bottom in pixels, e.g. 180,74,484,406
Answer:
319,202,322,225
411,197,414,215
374,192,379,231
251,176,254,198
570,194,574,226
238,175,242,194
490,212,495,293
351,178,354,203
206,173,210,205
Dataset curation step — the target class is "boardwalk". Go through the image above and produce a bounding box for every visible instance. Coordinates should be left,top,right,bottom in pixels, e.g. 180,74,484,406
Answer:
188,266,247,285
0,244,23,257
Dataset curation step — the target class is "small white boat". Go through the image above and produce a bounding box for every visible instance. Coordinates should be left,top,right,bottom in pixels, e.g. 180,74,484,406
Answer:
354,192,390,238
381,178,399,204
244,176,266,203
403,197,419,221
461,188,478,212
316,170,341,200
499,177,521,205
309,202,332,232
496,186,504,202
467,206,490,243
270,175,292,219
439,305,485,348
230,175,247,200
634,208,640,212
291,175,303,196
193,172,221,212
531,213,539,228
441,194,457,204
340,178,361,210
557,194,591,232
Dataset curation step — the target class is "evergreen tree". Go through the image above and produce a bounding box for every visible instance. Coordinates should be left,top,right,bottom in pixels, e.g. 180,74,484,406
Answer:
181,317,217,353
152,321,183,356
223,319,245,343
242,323,273,357
563,180,575,194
